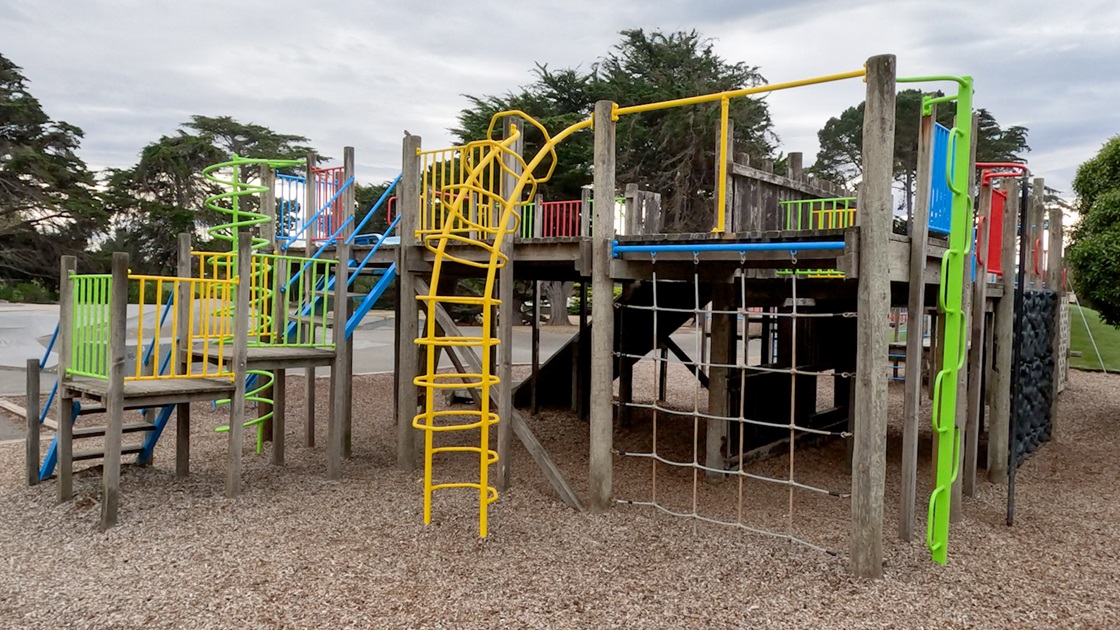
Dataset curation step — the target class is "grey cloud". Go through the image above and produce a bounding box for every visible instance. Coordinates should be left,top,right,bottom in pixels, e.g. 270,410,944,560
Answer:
3,0,1115,197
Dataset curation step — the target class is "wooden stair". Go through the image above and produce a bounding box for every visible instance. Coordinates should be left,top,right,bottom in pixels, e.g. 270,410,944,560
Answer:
73,444,144,462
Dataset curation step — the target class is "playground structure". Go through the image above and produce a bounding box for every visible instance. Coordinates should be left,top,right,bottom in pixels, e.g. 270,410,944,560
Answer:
20,54,1069,580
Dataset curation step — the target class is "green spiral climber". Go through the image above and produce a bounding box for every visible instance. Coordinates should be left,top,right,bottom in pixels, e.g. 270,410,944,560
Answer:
203,154,302,452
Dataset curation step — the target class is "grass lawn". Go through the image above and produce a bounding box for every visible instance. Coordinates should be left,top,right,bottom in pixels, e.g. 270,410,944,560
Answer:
1069,302,1120,372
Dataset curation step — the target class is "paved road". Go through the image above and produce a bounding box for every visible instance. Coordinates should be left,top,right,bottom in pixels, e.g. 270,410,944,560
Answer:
0,303,756,395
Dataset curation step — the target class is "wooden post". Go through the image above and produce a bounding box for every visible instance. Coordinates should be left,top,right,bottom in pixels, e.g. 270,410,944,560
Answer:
304,151,318,448
589,100,616,511
900,103,934,541
226,233,251,498
175,403,190,479
57,256,75,502
1046,185,1064,435
341,146,356,458
100,251,129,530
25,358,40,486
788,152,803,182
269,239,288,466
850,54,894,579
176,233,192,478
497,119,523,490
718,121,735,232
1027,178,1045,288
950,117,979,522
964,179,993,496
530,280,541,415
258,165,276,442
533,193,544,238
329,241,349,480
396,134,422,470
623,183,638,236
706,283,734,481
988,178,1019,482
658,345,668,401
272,369,286,465
580,188,591,237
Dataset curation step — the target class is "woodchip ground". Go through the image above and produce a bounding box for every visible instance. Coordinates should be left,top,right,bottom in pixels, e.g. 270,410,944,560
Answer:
1,368,1118,628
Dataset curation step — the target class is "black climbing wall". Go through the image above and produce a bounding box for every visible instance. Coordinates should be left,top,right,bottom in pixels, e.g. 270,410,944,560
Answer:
1012,289,1058,468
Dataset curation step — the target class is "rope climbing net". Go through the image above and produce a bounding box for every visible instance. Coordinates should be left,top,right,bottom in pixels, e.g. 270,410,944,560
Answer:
613,254,854,554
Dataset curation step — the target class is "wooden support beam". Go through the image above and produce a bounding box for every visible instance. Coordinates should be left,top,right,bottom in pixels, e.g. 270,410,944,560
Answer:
25,358,40,486
226,234,251,498
900,104,935,541
850,54,894,579
662,336,710,388
589,100,616,512
497,120,523,491
950,116,979,521
988,178,1019,483
964,180,993,497
396,134,422,470
100,251,129,530
57,255,75,503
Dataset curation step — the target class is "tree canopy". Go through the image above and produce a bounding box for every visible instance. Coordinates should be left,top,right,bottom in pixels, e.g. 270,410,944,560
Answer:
453,28,777,232
811,90,1030,214
0,53,101,287
1068,135,1120,327
103,116,316,274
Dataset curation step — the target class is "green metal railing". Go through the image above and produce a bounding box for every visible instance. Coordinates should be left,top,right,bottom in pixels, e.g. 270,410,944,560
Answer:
780,197,858,231
69,274,112,379
193,250,337,348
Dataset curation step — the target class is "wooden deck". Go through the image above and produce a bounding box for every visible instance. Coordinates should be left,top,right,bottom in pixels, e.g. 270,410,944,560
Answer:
65,376,235,408
192,345,336,370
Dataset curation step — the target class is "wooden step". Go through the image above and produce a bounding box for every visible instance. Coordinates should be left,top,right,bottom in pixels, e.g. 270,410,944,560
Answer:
73,444,144,462
76,403,106,416
72,422,157,439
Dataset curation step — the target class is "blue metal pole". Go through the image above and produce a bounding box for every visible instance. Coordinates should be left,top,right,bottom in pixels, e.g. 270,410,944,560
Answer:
611,240,845,257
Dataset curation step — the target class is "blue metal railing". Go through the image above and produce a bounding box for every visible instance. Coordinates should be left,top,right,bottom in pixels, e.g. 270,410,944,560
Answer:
278,175,355,251
275,174,402,341
929,123,954,235
275,173,306,248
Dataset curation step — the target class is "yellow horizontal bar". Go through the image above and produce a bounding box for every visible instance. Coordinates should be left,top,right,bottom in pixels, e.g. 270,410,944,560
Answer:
613,68,866,117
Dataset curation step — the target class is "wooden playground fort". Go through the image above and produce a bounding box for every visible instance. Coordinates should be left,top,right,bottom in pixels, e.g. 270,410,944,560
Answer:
21,54,1069,580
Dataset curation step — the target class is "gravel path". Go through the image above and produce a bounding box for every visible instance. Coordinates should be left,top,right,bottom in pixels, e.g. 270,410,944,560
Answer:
1,369,1118,628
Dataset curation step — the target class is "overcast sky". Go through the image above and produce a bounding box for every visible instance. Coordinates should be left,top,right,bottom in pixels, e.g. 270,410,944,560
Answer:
3,0,1118,198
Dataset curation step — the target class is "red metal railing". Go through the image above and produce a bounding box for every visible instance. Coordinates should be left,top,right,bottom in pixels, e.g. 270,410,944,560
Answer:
311,165,346,242
540,200,581,237
977,162,1030,277
985,189,1007,275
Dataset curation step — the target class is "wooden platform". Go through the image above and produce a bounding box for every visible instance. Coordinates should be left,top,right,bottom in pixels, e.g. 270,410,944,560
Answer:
192,345,336,370
65,376,235,408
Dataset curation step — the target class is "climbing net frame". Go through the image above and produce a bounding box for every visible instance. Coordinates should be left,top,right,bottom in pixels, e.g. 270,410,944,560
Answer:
612,254,855,555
